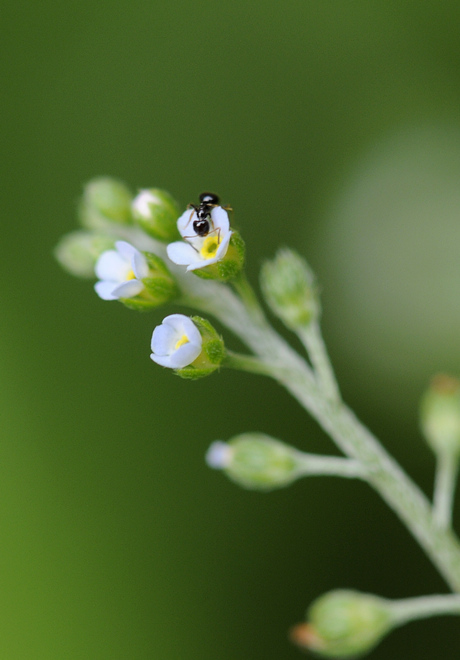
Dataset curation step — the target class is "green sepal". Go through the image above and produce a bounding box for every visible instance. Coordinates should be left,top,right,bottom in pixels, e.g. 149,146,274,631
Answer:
79,177,133,230
192,231,245,282
119,297,161,312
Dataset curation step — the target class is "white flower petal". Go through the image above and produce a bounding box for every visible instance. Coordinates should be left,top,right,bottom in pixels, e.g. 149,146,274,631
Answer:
115,240,138,260
167,241,201,265
210,206,230,234
112,279,144,299
150,353,175,368
94,281,118,300
151,324,176,355
177,208,195,235
168,341,202,369
162,314,201,344
95,250,129,282
133,250,149,279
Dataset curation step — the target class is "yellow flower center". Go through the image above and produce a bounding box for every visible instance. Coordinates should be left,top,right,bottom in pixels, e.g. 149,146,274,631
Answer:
126,269,136,280
200,234,221,259
175,334,190,350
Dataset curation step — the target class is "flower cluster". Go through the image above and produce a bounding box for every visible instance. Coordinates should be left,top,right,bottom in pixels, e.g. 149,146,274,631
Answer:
55,177,460,659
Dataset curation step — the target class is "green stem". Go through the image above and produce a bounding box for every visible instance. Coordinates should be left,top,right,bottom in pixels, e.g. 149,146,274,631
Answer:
433,451,460,530
390,593,460,626
295,452,367,480
186,275,460,592
297,321,341,402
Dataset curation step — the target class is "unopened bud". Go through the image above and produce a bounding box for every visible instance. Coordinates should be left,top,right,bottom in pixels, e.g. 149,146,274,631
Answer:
132,189,181,242
260,248,319,328
291,590,392,658
420,374,460,456
206,433,301,490
79,177,133,229
54,231,115,278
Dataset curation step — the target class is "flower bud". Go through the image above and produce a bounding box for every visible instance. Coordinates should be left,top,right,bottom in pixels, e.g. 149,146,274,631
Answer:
206,433,301,490
79,177,133,229
151,315,225,379
54,231,115,278
291,590,392,658
420,375,460,456
260,248,319,328
132,189,181,242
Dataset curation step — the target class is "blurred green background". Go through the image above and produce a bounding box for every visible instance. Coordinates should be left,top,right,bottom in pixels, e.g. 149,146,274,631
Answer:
3,1,460,657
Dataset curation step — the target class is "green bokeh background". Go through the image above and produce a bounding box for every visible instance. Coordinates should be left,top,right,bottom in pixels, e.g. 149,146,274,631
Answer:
3,1,460,657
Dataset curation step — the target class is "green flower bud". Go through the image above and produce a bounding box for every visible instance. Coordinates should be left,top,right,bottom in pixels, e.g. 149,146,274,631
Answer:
420,375,460,456
54,231,115,278
291,590,392,658
132,189,181,242
79,177,133,229
260,248,319,328
176,316,226,379
192,231,245,282
121,252,180,311
206,433,301,490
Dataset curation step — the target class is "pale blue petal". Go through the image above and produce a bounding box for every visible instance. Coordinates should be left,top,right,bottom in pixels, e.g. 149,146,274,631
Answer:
169,341,202,369
95,250,128,281
151,324,176,355
115,241,137,260
112,279,144,299
177,208,195,235
167,241,200,266
133,251,149,279
94,281,118,300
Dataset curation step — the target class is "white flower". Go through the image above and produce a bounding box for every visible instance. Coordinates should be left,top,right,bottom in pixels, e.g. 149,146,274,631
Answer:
166,206,232,271
151,314,202,369
94,241,149,300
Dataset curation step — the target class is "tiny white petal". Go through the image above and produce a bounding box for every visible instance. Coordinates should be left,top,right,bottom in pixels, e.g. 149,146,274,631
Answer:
115,240,138,260
112,279,144,299
95,250,129,282
167,241,201,265
94,281,118,300
133,250,149,279
210,206,230,233
163,314,202,345
151,324,176,355
177,208,195,235
206,441,233,469
168,341,202,369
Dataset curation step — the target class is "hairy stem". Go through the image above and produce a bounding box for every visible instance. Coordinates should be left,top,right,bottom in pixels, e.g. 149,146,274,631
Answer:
433,451,459,530
390,593,460,626
297,321,341,402
185,275,460,592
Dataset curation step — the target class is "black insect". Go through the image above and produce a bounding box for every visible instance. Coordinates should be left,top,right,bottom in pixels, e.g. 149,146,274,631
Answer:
187,192,221,237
